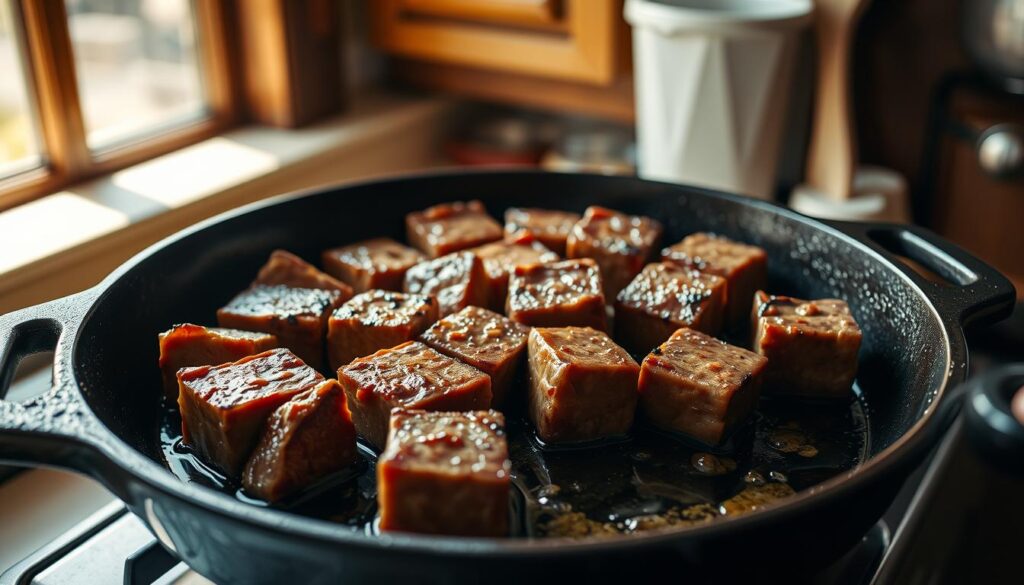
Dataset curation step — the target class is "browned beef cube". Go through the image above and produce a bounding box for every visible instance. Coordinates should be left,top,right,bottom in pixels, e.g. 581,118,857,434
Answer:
614,263,726,356
326,290,439,370
177,348,323,476
321,238,426,293
566,206,663,299
752,291,862,397
217,285,345,370
377,409,510,536
242,379,359,502
338,341,492,449
406,200,502,258
403,251,490,316
662,233,767,330
527,327,640,443
470,233,559,310
506,259,607,331
419,306,529,408
254,249,353,300
504,207,582,256
158,324,278,400
638,328,767,445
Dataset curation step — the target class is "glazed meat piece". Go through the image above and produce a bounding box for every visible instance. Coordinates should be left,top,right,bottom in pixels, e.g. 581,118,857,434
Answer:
566,206,663,299
254,249,353,299
326,290,439,370
506,259,607,331
157,324,277,399
217,284,345,370
406,200,503,258
338,341,492,449
752,291,862,397
419,306,529,407
662,233,767,330
242,379,359,502
321,238,426,293
470,233,559,310
527,327,640,443
614,263,726,356
504,207,582,256
177,348,323,476
638,328,767,445
377,409,510,536
403,251,490,316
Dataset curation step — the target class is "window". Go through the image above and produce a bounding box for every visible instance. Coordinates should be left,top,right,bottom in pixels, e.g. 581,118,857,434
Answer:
0,0,236,211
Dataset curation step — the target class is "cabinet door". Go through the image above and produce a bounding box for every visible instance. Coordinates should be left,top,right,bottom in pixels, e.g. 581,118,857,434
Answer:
372,0,619,85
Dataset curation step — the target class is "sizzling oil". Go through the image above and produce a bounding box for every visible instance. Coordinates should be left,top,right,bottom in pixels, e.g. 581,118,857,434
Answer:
160,387,869,538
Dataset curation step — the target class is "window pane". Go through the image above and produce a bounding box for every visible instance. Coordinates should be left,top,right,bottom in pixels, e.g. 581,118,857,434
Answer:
0,0,41,178
66,0,205,150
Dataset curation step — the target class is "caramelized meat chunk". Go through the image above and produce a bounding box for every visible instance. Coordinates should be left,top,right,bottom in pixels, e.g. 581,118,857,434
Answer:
338,341,492,449
527,327,640,443
158,324,277,399
638,328,767,445
470,234,559,310
403,251,490,316
254,249,353,300
217,284,345,370
566,206,663,299
752,291,862,397
504,207,582,256
322,238,426,293
377,409,510,536
614,263,726,356
406,200,502,258
177,348,323,476
506,259,607,331
662,233,767,330
326,290,439,370
420,306,529,408
242,379,359,502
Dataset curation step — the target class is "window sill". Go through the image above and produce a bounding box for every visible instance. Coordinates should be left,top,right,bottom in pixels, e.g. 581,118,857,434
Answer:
0,92,457,314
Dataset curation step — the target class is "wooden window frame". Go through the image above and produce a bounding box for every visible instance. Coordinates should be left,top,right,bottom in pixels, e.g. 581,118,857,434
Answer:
0,0,240,212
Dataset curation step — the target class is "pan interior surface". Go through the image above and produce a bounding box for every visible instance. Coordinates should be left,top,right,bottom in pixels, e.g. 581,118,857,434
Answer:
70,172,947,543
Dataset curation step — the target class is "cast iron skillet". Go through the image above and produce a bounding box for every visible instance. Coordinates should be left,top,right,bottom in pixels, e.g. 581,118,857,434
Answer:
0,171,1020,584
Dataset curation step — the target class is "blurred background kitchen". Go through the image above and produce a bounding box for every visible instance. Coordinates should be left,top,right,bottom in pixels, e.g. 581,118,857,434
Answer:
0,1,1022,583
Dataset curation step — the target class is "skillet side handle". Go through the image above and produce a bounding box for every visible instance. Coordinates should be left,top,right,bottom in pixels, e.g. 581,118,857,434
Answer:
0,290,110,472
963,365,1024,476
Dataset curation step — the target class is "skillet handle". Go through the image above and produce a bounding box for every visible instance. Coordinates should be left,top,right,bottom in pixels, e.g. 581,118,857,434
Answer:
825,221,1017,328
0,289,110,472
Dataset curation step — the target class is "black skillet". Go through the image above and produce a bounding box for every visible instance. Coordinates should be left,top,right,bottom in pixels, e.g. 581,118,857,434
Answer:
0,171,1020,584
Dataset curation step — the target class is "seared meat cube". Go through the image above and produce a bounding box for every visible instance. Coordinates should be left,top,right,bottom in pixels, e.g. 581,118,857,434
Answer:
158,324,277,399
403,251,490,316
254,249,353,300
406,200,502,258
321,238,426,293
242,379,359,502
566,206,663,299
527,327,640,443
470,233,559,310
752,291,862,397
506,259,607,331
377,409,510,536
338,341,492,449
504,207,582,256
614,263,726,356
638,328,767,445
326,290,439,370
420,306,529,407
177,348,323,476
662,233,767,330
217,285,345,370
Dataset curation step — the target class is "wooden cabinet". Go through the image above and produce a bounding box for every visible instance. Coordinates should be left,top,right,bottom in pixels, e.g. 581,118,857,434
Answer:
372,0,633,122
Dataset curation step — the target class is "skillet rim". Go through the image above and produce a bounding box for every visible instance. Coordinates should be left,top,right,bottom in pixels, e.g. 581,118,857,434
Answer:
72,168,960,557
